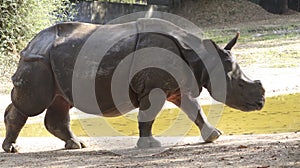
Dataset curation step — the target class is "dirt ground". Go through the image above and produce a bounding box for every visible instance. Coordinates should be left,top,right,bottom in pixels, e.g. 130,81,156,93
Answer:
0,132,299,167
172,0,300,28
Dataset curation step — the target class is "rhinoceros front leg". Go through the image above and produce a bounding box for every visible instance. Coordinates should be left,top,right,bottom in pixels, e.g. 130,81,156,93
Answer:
136,94,163,148
44,96,85,149
171,94,222,143
2,103,28,153
137,120,161,148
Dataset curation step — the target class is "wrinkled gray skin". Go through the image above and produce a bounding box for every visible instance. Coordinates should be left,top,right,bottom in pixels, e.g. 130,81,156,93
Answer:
2,19,265,153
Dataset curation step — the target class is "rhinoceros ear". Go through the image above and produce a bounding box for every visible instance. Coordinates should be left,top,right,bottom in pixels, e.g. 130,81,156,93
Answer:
224,32,240,50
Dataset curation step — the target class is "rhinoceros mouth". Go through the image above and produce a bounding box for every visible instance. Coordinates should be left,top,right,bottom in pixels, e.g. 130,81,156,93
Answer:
241,98,265,112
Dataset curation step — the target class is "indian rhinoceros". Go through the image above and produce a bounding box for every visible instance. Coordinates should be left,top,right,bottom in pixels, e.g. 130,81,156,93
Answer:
2,18,265,153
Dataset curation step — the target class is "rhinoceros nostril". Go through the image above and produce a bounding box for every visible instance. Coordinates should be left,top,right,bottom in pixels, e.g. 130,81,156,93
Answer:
256,98,265,107
257,102,263,107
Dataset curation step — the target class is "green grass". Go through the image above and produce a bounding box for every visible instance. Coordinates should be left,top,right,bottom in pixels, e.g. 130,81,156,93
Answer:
1,93,299,137
204,21,300,44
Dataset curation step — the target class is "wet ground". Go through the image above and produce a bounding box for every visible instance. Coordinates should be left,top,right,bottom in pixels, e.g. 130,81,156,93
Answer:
0,67,299,129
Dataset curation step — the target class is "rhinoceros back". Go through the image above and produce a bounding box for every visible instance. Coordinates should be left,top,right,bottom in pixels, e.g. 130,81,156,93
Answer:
50,22,138,116
50,19,199,116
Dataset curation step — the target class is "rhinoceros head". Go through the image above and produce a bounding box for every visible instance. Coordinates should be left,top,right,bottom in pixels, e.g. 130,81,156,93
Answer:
203,33,265,111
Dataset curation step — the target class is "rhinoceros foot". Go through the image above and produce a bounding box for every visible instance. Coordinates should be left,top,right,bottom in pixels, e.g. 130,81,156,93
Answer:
65,138,86,149
137,136,161,148
2,141,19,153
201,124,223,143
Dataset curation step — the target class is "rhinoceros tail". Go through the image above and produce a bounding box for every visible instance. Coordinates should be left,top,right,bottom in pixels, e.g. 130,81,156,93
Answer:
20,25,56,62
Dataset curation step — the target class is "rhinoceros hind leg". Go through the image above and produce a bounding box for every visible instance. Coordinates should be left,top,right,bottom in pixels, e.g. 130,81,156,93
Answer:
44,96,85,149
136,94,163,148
2,103,28,153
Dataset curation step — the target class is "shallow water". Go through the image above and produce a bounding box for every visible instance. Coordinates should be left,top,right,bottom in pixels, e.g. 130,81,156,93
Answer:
0,93,299,137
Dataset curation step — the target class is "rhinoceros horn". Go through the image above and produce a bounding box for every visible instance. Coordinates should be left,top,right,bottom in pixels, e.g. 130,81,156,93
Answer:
224,32,240,50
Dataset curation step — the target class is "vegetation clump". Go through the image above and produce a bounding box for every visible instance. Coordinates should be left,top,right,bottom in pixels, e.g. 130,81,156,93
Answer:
0,0,75,86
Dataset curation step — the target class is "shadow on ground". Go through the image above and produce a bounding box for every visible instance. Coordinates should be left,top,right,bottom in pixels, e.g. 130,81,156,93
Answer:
0,133,299,167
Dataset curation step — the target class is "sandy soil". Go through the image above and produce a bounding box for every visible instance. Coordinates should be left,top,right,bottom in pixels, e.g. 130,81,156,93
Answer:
0,132,299,167
173,0,300,28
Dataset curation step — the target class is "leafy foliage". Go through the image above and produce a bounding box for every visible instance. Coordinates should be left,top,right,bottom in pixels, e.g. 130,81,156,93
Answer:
0,0,75,84
70,0,146,4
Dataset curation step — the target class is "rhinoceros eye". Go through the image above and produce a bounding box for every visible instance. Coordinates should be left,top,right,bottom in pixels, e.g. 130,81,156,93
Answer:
231,54,237,61
226,50,237,60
